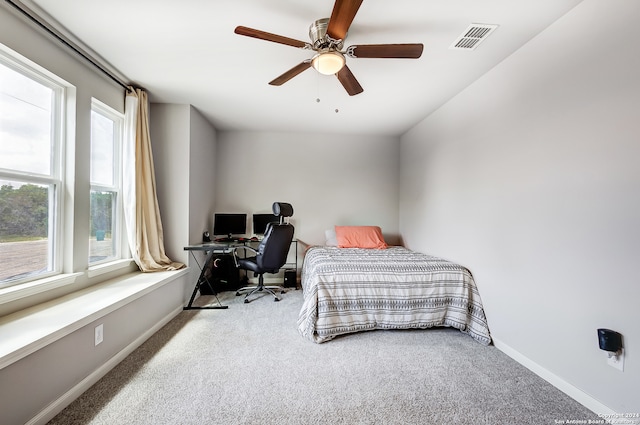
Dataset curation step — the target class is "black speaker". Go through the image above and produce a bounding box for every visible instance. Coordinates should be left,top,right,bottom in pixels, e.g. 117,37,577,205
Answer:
284,269,297,288
597,329,622,353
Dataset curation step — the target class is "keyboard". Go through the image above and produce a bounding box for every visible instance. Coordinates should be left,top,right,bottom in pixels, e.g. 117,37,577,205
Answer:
214,237,235,242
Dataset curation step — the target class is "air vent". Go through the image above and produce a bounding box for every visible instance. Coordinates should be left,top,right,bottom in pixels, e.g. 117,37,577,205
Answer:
450,24,498,50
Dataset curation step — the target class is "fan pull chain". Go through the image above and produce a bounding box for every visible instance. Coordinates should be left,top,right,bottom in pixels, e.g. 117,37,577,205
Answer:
314,74,339,113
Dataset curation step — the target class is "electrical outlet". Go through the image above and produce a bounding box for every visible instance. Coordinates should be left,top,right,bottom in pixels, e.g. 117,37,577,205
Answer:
94,324,104,346
607,349,624,371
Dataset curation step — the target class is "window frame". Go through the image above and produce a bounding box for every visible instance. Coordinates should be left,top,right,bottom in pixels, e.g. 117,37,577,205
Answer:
0,48,66,288
88,98,124,267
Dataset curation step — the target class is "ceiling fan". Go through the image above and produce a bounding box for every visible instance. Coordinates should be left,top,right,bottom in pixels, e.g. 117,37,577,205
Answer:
234,0,423,96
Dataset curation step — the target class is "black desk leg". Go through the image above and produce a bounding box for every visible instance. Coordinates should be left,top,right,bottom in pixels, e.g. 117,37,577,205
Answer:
184,279,228,310
184,252,229,310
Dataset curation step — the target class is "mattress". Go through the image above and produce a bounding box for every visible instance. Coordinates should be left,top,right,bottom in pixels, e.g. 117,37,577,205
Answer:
297,246,491,345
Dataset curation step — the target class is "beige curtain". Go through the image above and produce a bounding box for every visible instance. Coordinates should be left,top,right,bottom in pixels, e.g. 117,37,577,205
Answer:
123,88,184,272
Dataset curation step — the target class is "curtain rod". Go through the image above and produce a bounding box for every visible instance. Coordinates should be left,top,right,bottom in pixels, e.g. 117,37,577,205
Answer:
5,0,132,92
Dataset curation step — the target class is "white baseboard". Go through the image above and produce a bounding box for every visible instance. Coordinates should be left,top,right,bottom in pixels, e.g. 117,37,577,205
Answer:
492,338,616,416
27,305,184,425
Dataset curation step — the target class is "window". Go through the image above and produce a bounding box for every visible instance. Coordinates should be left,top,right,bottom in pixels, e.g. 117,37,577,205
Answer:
89,100,123,265
0,53,64,286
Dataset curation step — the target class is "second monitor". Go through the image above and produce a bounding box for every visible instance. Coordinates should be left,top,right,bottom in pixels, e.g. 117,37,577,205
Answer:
252,213,279,237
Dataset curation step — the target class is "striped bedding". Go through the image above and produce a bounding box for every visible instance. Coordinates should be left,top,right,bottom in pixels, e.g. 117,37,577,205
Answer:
297,246,491,345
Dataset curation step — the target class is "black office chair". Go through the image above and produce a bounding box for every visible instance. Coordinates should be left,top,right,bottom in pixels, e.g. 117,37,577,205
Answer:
233,202,294,303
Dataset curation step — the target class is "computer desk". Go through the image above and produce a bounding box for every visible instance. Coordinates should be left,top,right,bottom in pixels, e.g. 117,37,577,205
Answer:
183,241,245,310
184,238,299,309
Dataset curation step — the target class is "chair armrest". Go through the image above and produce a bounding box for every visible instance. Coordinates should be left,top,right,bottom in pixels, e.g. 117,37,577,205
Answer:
231,245,258,267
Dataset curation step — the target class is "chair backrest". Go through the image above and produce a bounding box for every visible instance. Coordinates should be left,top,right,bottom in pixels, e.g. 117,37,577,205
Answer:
256,222,295,273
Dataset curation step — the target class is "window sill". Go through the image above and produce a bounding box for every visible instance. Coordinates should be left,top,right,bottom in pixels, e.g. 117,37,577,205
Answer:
87,258,136,278
0,268,188,370
0,259,137,307
0,272,83,306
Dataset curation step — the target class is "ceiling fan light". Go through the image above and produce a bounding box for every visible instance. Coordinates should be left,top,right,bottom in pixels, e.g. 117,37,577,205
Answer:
311,51,345,75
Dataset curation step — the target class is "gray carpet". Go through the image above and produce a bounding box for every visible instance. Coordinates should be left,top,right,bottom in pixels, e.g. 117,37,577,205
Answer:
49,289,599,424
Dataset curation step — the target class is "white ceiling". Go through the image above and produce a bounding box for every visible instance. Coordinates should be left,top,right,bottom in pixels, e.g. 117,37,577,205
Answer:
27,0,583,136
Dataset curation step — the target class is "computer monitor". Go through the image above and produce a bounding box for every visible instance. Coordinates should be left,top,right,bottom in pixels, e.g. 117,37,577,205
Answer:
212,213,247,241
253,213,279,236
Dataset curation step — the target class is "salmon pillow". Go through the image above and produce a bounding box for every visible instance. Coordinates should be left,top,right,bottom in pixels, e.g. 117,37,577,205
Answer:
335,226,388,249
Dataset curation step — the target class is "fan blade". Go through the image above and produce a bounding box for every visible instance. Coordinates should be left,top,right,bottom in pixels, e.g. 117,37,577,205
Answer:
347,43,424,59
326,0,364,40
269,61,312,86
235,26,308,48
336,65,363,96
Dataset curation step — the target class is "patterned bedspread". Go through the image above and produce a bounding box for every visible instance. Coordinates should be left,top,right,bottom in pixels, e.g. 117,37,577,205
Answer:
297,246,491,345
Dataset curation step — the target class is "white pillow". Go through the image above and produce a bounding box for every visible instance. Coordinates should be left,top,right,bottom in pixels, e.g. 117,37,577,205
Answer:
325,229,338,246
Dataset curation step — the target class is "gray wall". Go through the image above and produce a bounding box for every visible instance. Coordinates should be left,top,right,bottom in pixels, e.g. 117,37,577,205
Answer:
150,104,218,258
188,106,218,246
150,103,219,295
0,280,185,425
0,6,192,424
4,0,638,420
150,104,191,264
399,0,639,413
215,130,401,246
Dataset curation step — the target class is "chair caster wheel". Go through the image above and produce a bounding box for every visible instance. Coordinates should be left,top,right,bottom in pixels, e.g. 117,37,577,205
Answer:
236,292,241,296
244,299,250,304
274,298,280,302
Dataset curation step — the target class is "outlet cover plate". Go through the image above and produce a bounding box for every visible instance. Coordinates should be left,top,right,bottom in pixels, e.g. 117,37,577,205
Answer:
95,324,104,346
607,348,624,371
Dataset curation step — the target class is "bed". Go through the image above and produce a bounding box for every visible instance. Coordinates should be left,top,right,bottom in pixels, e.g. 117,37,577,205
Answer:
297,245,492,345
